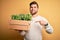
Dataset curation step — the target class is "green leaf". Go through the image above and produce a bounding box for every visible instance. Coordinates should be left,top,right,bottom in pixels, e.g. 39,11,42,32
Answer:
11,14,32,21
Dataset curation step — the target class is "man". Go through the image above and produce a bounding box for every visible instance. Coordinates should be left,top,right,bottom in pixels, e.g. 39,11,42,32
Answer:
19,1,53,40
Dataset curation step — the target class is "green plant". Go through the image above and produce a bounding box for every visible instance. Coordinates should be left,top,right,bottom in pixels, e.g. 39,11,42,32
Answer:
25,14,32,21
11,15,19,20
11,14,32,21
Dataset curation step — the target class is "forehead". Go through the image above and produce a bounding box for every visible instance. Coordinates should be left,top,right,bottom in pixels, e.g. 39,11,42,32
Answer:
30,4,37,7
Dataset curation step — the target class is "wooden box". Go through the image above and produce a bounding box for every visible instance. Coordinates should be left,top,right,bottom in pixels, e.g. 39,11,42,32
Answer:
9,20,30,30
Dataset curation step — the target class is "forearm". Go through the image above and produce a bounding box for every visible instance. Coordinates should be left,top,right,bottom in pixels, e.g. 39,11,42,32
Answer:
39,17,53,34
45,23,53,34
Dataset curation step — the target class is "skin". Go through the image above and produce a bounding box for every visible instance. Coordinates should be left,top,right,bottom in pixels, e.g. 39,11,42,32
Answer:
30,4,47,26
30,4,38,15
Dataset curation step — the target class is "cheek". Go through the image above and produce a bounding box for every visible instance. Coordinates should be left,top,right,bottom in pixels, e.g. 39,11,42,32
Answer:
33,8,38,12
30,8,33,10
35,8,38,11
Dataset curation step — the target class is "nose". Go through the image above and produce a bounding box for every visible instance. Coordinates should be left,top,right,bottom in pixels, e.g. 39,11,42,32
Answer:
31,7,34,10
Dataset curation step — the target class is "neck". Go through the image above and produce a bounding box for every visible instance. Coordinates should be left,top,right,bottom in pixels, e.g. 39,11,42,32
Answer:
32,13,38,18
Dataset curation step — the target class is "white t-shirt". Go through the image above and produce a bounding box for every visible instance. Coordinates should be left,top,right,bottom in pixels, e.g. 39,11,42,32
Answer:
20,15,53,40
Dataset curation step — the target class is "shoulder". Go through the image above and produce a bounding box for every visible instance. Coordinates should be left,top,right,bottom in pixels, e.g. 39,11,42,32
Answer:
38,15,48,22
37,15,46,19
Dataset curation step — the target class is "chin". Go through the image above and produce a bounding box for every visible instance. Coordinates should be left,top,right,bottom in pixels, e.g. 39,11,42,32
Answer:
31,13,36,15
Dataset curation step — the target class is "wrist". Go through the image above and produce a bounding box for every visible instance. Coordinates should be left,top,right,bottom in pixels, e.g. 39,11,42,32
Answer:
44,23,48,26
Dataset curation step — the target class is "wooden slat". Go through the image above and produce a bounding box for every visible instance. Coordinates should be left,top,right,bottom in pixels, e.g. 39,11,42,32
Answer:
9,20,30,30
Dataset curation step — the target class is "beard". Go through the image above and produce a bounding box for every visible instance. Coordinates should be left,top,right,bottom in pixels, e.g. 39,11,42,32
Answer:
30,11,38,15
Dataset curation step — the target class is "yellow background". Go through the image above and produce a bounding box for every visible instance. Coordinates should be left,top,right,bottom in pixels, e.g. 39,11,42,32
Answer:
0,0,60,40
